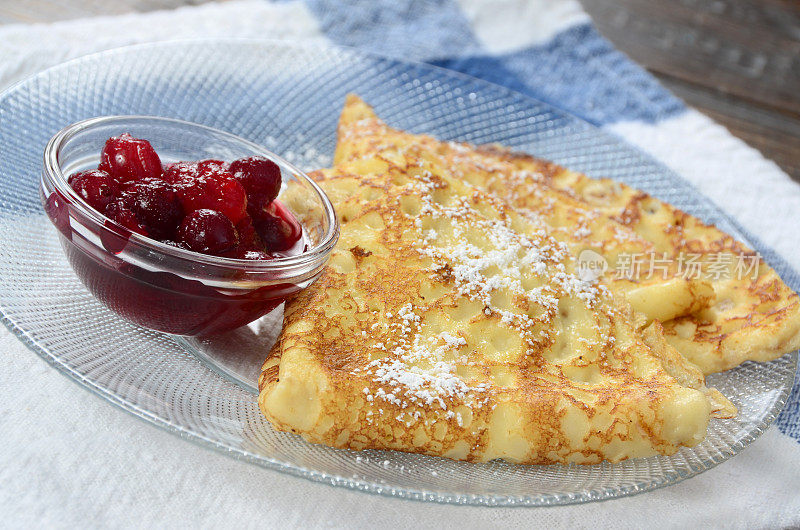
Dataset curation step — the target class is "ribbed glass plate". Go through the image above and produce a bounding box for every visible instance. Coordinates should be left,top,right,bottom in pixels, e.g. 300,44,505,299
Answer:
0,40,796,507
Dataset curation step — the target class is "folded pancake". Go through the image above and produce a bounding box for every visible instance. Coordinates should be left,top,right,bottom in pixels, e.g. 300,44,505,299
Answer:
331,95,800,374
259,154,733,464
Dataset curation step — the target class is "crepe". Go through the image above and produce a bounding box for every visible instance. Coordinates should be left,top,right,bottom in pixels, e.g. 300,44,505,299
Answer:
259,145,733,464
330,95,800,374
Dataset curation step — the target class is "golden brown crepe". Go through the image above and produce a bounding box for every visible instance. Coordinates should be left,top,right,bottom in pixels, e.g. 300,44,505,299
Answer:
259,121,734,464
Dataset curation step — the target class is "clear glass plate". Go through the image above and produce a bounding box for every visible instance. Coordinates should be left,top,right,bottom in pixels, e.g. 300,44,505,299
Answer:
0,40,796,507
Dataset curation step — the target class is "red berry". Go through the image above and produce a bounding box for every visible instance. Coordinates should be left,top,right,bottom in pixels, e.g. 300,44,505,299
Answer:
121,178,184,240
163,160,247,223
252,200,302,252
196,159,228,175
229,157,282,209
177,209,238,256
163,159,227,184
163,161,199,184
175,173,248,224
105,199,148,236
68,169,119,212
99,133,162,183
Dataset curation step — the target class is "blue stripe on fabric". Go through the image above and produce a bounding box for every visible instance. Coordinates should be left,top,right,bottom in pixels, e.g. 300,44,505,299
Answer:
431,24,685,125
307,2,683,124
304,0,482,62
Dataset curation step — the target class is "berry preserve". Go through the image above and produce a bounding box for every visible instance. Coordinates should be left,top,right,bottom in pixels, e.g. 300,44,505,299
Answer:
77,134,304,257
42,126,329,337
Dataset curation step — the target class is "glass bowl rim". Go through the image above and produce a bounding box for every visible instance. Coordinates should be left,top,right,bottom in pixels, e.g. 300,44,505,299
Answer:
42,114,340,271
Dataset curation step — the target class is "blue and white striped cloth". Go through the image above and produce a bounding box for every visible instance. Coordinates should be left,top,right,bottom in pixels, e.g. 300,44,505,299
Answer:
1,1,799,527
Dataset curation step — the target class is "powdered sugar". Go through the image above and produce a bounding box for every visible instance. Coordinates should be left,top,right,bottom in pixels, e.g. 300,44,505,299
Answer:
355,303,490,420
350,147,608,424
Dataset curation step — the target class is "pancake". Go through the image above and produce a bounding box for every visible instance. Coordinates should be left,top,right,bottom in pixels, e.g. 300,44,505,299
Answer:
259,152,733,464
331,95,800,374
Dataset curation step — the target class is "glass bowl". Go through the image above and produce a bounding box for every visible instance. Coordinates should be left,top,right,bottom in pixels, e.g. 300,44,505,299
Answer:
39,116,339,336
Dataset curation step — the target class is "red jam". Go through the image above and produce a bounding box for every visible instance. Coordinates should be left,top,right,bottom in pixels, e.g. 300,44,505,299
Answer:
46,133,311,336
71,134,304,257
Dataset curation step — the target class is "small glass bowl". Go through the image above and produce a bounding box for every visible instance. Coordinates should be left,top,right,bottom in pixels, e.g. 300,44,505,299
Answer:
40,116,339,336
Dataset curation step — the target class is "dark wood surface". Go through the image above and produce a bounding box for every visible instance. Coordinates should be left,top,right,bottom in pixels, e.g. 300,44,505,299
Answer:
579,0,800,181
1,0,798,181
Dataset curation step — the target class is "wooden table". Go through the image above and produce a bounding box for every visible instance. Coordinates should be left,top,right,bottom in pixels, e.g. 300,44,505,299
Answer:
580,0,800,182
2,0,798,182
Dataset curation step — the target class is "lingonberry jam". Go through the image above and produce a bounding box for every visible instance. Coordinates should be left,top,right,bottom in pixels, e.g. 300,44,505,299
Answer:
46,132,315,336
72,134,304,257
